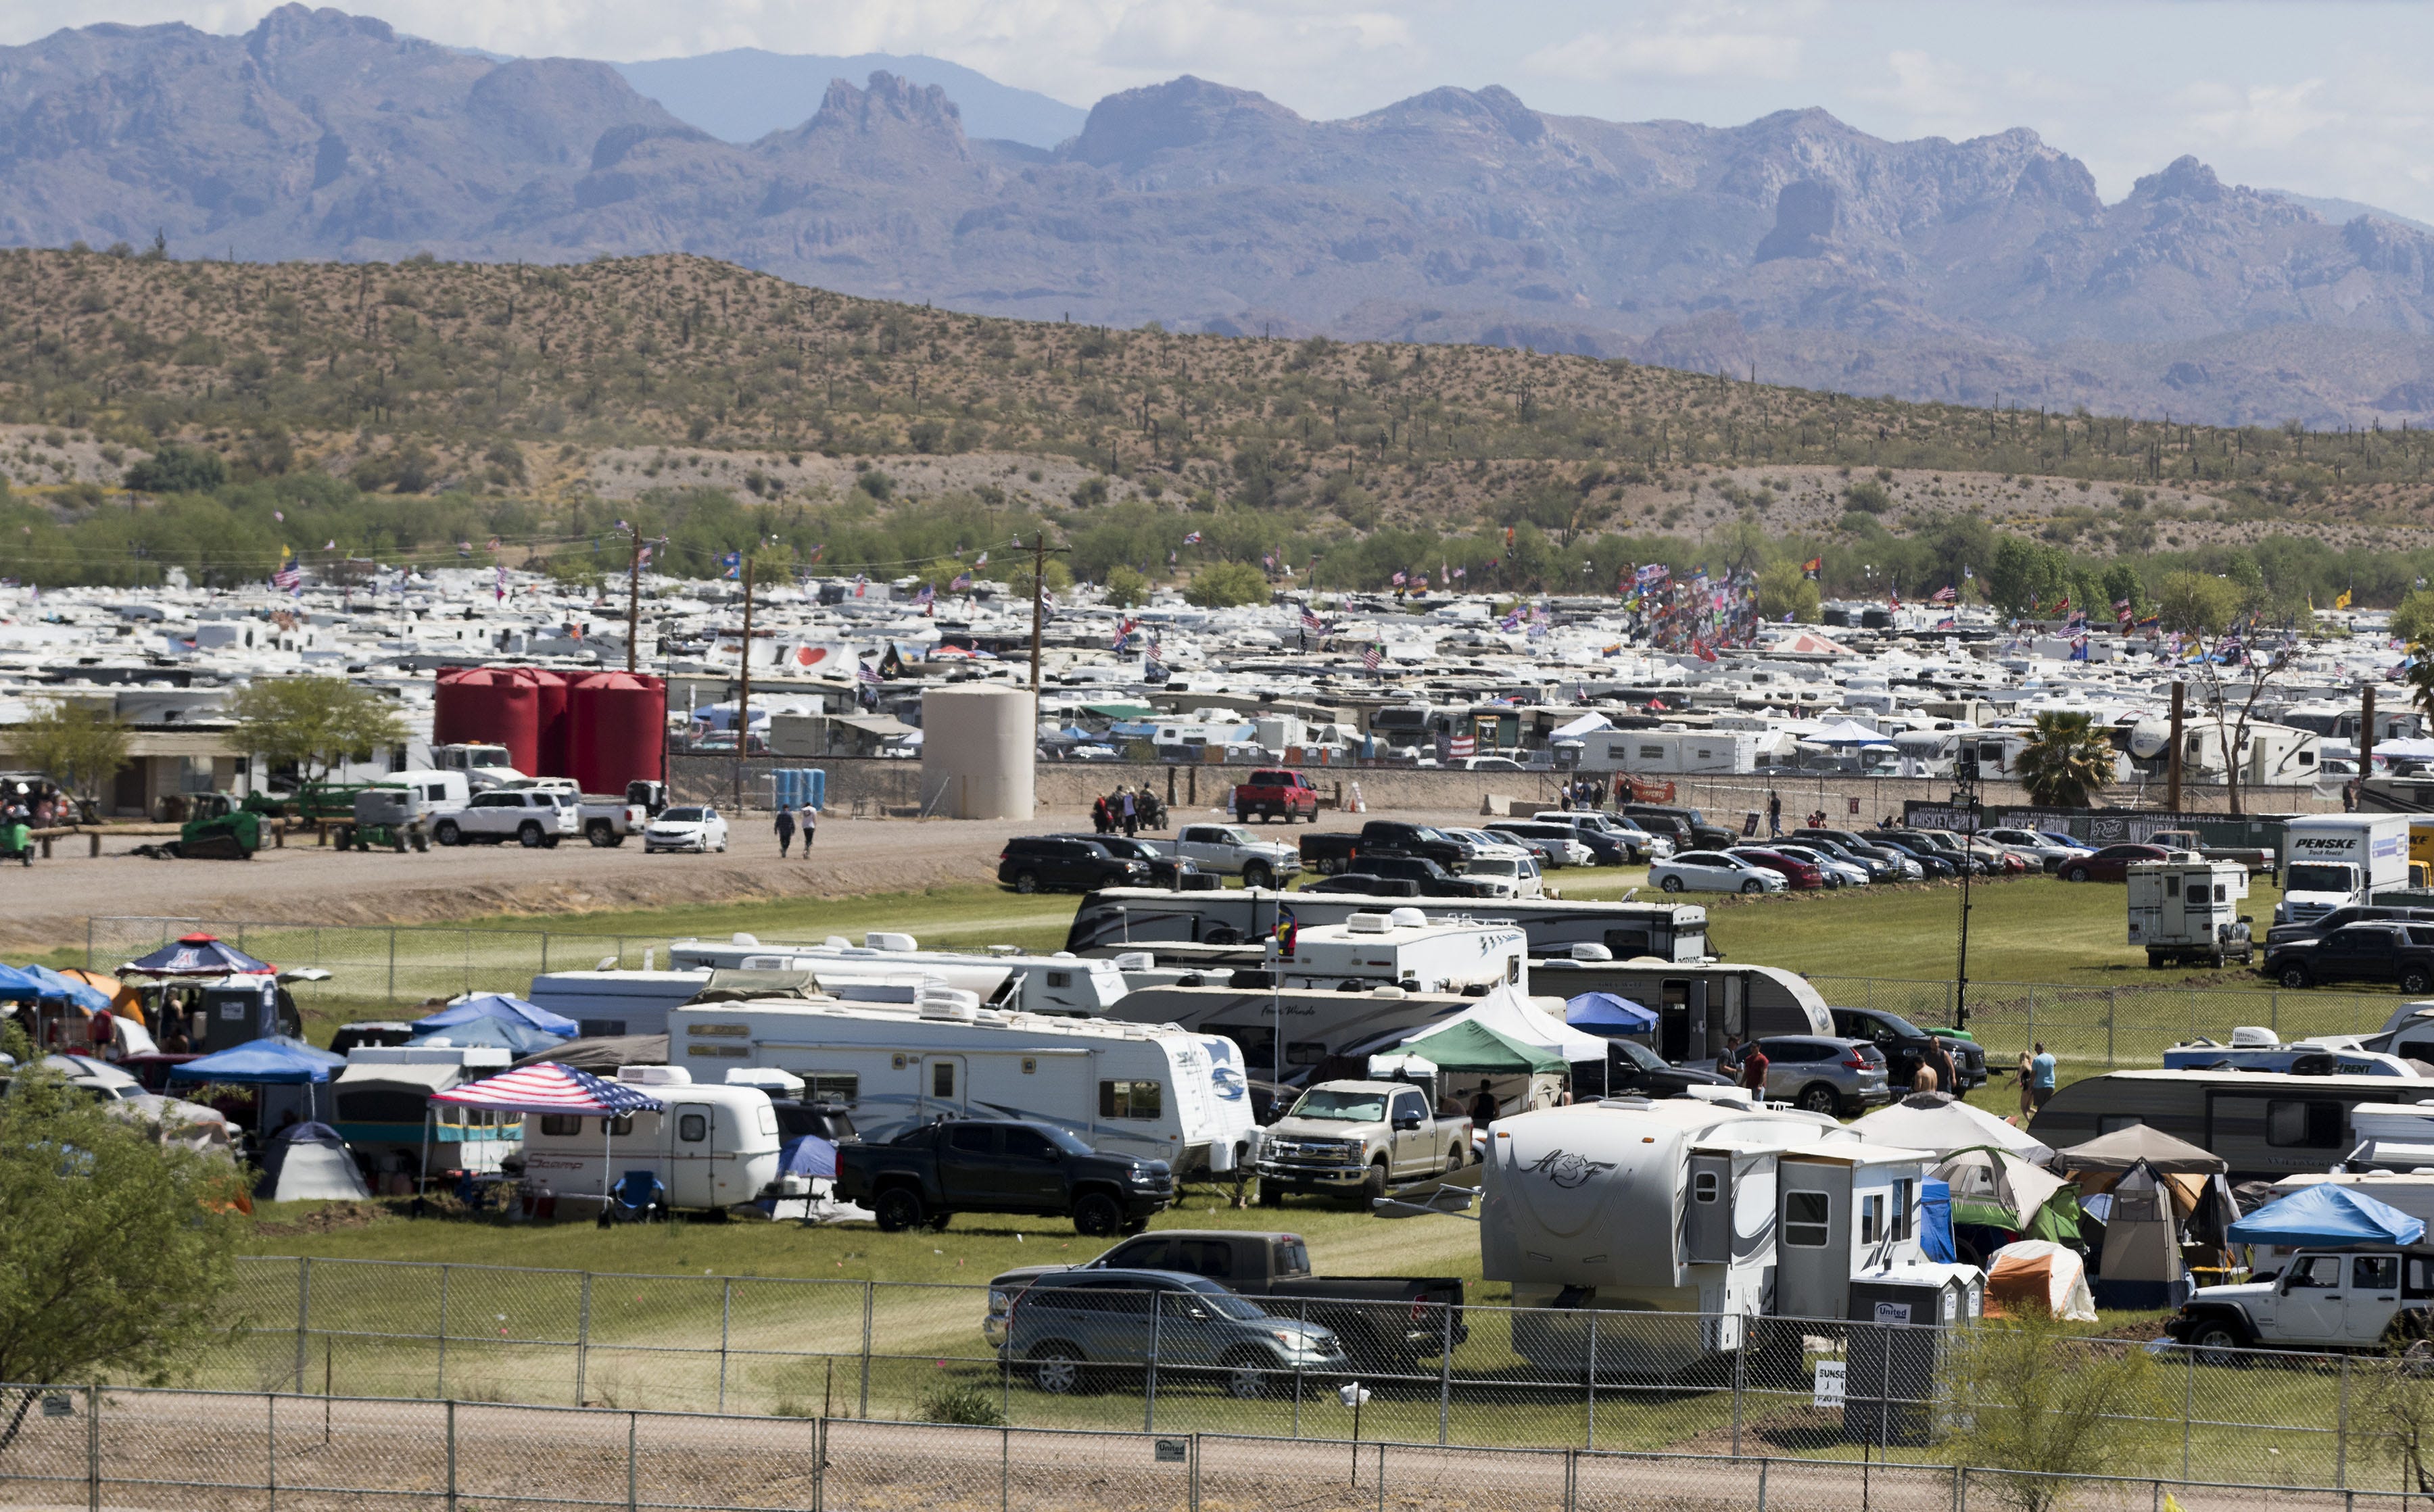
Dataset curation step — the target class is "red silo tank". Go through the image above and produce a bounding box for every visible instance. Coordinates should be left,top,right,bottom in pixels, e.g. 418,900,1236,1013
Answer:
521,668,573,779
567,671,667,796
433,666,540,776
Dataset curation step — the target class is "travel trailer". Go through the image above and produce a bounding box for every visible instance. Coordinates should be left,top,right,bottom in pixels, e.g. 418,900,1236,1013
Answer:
1527,960,1835,1065
2027,1069,2427,1180
1481,1098,1947,1373
330,1045,516,1179
517,1066,784,1217
1064,888,1711,962
1267,912,1528,995
1573,728,1763,776
1107,982,1485,1087
667,933,1133,1018
663,988,1260,1175
2160,1026,2420,1077
527,969,713,1038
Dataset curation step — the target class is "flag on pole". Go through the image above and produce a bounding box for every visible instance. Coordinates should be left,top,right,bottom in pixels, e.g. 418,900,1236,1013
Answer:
1391,571,1406,586
2115,598,2134,627
951,572,974,591
1183,531,1202,545
856,661,883,685
721,552,741,580
1361,644,1383,670
1803,557,1823,580
1930,585,1956,604
1300,606,1324,632
1272,906,1298,954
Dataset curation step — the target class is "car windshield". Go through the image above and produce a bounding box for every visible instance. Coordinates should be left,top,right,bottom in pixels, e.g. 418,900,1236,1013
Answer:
1289,1089,1387,1121
1035,1124,1093,1155
2287,864,2358,893
1413,828,1452,844
1180,1277,1268,1320
1615,1040,1667,1071
1869,1010,1928,1038
659,808,706,823
1469,858,1517,875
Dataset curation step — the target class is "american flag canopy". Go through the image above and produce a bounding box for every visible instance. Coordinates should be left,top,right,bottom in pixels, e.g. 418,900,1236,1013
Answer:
430,1063,663,1117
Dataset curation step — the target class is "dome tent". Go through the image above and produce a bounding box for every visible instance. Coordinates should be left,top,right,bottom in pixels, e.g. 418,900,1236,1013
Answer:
255,1122,371,1202
413,994,577,1039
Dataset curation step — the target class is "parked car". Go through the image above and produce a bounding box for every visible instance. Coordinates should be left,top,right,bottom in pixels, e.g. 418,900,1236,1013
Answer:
1828,1007,1989,1091
1533,810,1668,863
1511,816,1634,866
832,1117,1174,1236
2264,922,2434,992
993,1268,1345,1396
1622,803,1736,850
1981,827,2089,872
1652,850,1789,895
1791,831,1917,881
987,1229,1466,1373
432,789,579,848
1727,846,1827,891
1234,770,1322,823
1886,829,1991,877
999,836,1153,894
2168,1248,2434,1359
1056,833,1197,887
1299,821,1475,876
1861,835,1957,879
1460,852,1544,899
2057,843,2174,883
1147,824,1301,889
1482,824,1587,869
1604,1038,1734,1098
1770,843,1870,889
2264,904,2434,951
640,804,731,854
1255,1081,1473,1202
1746,1035,1892,1115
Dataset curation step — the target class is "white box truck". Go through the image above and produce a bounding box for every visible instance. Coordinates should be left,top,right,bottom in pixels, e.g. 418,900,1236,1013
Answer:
2278,815,2412,926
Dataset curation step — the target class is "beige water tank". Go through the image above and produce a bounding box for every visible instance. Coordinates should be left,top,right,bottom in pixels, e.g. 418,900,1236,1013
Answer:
920,687,1036,820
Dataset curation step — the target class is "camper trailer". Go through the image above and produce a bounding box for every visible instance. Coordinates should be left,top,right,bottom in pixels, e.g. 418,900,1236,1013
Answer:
1528,960,1834,1066
1065,888,1711,962
663,990,1259,1175
1482,1098,1941,1373
1108,983,1484,1088
2028,1069,2426,1180
517,1067,784,1217
330,1045,517,1179
526,969,712,1038
1575,729,1763,776
2126,857,2253,969
667,933,1132,1018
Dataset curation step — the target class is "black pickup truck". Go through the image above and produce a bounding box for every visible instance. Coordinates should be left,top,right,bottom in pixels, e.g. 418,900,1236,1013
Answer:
1299,821,1476,876
987,1228,1467,1373
1312,854,1498,898
833,1119,1174,1237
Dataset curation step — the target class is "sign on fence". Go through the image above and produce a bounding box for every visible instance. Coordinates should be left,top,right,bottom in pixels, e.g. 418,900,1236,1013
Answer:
1812,1361,1846,1409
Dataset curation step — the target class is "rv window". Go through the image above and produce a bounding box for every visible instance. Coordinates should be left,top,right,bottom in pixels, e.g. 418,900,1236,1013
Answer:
602,1115,633,1137
1508,956,1522,985
540,1115,582,1138
1602,930,1653,957
2097,1116,2144,1135
1785,1192,1831,1247
2265,1099,2346,1149
1692,1172,1720,1204
756,1106,777,1136
579,1019,627,1038
1047,971,1072,988
1860,1194,1886,1244
933,1062,957,1099
677,1113,708,1143
1894,1179,1914,1241
1100,1080,1164,1120
1288,1042,1328,1067
2166,877,2179,898
805,1073,859,1105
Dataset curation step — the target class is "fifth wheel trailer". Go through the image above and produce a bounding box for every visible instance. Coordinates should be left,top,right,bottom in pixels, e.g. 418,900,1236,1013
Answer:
2026,1069,2425,1181
1064,887,1710,962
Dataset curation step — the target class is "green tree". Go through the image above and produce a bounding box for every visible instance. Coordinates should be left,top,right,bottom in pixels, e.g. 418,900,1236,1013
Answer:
0,1068,245,1428
1939,1311,2174,1512
2013,711,2119,808
1185,560,1270,608
2392,587,2434,647
2158,570,2239,638
1104,566,1150,607
2099,562,2147,621
4,698,128,804
122,443,229,494
1985,535,2069,617
1755,560,1821,623
227,677,408,785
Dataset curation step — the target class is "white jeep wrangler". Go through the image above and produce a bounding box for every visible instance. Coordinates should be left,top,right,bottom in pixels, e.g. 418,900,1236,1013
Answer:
2167,1246,2434,1358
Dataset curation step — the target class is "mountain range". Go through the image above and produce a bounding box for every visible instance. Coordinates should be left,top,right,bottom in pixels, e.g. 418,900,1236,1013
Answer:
12,5,2434,428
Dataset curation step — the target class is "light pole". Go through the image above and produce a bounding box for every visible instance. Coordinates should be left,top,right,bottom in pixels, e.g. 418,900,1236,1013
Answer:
1952,750,1980,1032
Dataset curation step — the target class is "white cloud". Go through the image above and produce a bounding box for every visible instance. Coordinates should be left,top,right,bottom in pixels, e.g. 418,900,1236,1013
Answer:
1521,1,1808,83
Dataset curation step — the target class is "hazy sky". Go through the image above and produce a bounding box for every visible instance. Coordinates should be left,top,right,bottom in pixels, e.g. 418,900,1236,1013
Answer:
16,0,2434,220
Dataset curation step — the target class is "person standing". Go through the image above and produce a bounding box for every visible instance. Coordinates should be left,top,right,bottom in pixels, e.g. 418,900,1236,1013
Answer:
798,803,817,855
1930,1038,1957,1100
773,805,796,858
1767,789,1782,838
2011,1050,2035,1118
1468,1079,1500,1127
2029,1042,2057,1111
1738,1038,1771,1099
1120,787,1139,837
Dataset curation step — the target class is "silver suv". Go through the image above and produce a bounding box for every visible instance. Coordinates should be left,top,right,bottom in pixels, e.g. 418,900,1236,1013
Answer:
998,1269,1345,1397
1746,1035,1892,1117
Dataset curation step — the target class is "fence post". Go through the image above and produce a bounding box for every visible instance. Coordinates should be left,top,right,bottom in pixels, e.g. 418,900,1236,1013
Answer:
387,928,397,1004
295,1257,312,1392
1732,1323,1744,1458
85,1384,98,1512
1757,1457,1768,1512
627,1411,638,1512
1145,1294,1161,1434
857,1282,873,1419
437,1263,450,1398
1437,1300,1453,1446
1563,1449,1577,1512
445,1400,458,1512
2272,988,2279,1035
2339,1354,2352,1488
1584,1309,1597,1450
2181,1345,2194,1480
1001,1425,1010,1512
1375,1442,1385,1512
2107,990,2116,1068
268,1390,277,1512
541,931,550,977
2026,988,2034,1048
577,1273,592,1406
719,1278,732,1415
811,1417,826,1512
1189,1433,1201,1512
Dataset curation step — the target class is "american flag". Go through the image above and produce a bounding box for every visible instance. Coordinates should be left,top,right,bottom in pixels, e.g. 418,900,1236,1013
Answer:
951,572,973,591
857,661,883,684
1299,605,1323,631
1183,531,1202,545
1362,644,1383,670
1930,585,1956,604
270,564,302,591
853,574,867,598
1391,571,1406,586
429,1063,663,1116
917,583,935,608
2115,598,2134,627
1112,616,1136,651
1448,735,1475,758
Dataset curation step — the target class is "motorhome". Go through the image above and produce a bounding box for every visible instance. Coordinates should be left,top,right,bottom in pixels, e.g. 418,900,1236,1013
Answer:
1482,1098,1944,1372
1064,887,1711,963
517,1066,783,1217
330,1044,515,1180
667,933,1132,1018
2027,1069,2428,1180
527,969,713,1038
2126,718,2321,790
664,987,1260,1176
2278,815,2412,926
1527,960,1834,1066
2161,1026,2421,1078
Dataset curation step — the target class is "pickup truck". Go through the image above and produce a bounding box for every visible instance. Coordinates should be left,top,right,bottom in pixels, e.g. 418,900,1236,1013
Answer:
1145,823,1302,889
2168,1248,2434,1359
1299,821,1475,876
503,779,650,847
430,789,579,848
2148,830,2279,879
832,1117,1174,1237
1235,769,1322,823
1255,1079,1473,1204
1318,854,1500,899
986,1228,1469,1373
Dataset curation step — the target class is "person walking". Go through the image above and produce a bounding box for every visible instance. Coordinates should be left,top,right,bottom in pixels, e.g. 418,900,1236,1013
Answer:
2029,1042,2058,1111
1767,789,1782,838
1738,1038,1770,1098
1092,794,1112,835
798,803,817,854
773,805,796,858
1120,787,1139,837
2011,1050,2035,1118
1468,1079,1500,1127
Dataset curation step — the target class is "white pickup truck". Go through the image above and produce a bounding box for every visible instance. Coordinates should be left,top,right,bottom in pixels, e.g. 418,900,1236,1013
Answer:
431,789,579,848
1146,823,1303,889
1254,1080,1473,1204
503,778,650,847
2168,1247,2434,1357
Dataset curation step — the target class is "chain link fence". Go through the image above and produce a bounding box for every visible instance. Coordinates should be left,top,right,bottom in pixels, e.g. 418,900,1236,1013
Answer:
207,1259,2425,1493
0,1383,2420,1512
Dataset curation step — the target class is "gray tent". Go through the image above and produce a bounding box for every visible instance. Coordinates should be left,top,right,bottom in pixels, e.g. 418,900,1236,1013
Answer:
508,1034,667,1072
2055,1124,2226,1175
254,1122,371,1202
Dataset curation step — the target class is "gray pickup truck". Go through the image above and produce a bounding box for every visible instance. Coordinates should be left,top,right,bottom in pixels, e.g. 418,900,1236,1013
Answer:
1255,1080,1473,1204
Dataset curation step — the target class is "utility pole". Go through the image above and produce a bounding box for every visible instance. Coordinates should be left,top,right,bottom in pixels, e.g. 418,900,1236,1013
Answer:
625,525,643,674
2166,679,2185,813
733,554,755,813
1022,531,1071,718
2362,685,2379,796
1953,751,1980,1033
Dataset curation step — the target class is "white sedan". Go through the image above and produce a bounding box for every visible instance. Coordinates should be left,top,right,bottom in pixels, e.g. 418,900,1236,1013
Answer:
1652,850,1789,895
643,804,731,854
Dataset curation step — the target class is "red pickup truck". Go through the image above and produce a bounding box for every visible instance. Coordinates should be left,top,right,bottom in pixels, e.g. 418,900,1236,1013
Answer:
1235,769,1322,823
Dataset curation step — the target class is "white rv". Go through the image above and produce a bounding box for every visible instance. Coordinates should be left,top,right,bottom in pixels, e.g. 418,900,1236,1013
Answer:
667,933,1132,1018
516,1066,784,1217
527,969,712,1038
1577,728,1763,776
1482,1098,1940,1371
665,990,1260,1175
2126,857,2253,969
1270,912,1528,995
1065,888,1711,963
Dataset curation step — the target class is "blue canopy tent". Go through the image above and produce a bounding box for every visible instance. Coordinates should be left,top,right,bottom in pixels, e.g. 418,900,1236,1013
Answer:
1564,992,1657,1035
0,964,48,1000
121,933,271,978
414,994,578,1039
166,1035,347,1126
407,1016,563,1056
780,1136,838,1181
22,966,111,1013
2227,1184,2428,1248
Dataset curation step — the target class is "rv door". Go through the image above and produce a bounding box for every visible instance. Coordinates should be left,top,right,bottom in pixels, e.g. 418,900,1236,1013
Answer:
1776,1163,1851,1320
1684,1152,1733,1264
669,1103,717,1209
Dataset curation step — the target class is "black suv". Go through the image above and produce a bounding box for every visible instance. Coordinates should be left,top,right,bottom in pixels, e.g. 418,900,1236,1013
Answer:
2266,923,2434,993
999,836,1151,894
1623,803,1735,850
1054,833,1195,887
1828,1006,1989,1090
2264,904,2434,952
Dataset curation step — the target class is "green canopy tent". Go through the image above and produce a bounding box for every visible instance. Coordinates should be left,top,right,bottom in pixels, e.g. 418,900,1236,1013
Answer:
1396,1019,1567,1075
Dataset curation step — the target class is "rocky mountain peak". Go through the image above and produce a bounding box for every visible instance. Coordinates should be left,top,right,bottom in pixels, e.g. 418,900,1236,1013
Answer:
1064,75,1304,168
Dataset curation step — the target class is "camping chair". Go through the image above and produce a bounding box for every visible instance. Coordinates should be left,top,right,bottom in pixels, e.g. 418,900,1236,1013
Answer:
608,1170,665,1224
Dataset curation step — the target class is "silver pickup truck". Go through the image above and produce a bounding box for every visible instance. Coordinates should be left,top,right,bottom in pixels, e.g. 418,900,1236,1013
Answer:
1147,823,1303,889
1255,1080,1472,1205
